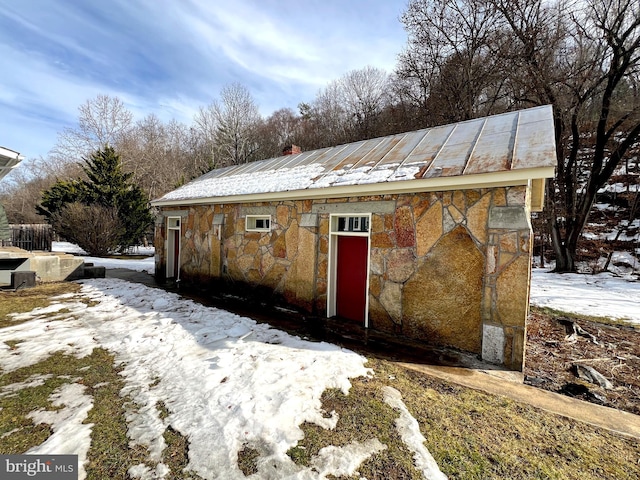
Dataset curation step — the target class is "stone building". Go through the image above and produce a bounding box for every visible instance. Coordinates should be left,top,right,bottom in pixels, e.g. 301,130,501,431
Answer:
151,105,556,370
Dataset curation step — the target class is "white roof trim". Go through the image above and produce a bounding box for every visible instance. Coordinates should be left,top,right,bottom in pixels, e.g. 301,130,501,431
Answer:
0,146,24,182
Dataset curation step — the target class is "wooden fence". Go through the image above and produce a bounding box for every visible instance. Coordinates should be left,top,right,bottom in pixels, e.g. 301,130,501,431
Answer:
0,224,53,251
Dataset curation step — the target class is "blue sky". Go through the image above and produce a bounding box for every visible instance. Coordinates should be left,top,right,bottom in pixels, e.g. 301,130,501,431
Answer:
0,0,408,160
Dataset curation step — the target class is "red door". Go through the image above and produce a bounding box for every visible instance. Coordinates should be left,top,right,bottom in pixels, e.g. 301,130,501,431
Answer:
336,236,368,323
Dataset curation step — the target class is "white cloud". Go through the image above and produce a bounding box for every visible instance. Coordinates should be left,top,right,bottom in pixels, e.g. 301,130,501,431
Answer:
0,0,407,160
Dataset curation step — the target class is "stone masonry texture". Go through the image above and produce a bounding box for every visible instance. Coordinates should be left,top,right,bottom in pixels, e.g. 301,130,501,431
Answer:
156,186,532,370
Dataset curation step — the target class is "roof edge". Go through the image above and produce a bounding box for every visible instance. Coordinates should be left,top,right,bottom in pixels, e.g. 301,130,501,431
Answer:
0,146,24,161
152,166,556,208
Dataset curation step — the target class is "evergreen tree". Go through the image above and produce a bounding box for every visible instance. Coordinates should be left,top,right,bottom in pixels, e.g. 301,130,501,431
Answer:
38,146,153,255
37,179,84,218
0,202,10,241
81,146,133,206
79,146,153,250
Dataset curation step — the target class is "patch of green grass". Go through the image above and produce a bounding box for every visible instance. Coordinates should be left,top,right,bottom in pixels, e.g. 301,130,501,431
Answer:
287,382,424,479
0,378,56,453
0,282,82,327
531,305,636,329
237,443,260,476
162,425,201,479
155,401,202,479
4,339,20,350
81,349,149,479
0,283,192,479
372,359,640,480
286,357,640,479
0,348,163,479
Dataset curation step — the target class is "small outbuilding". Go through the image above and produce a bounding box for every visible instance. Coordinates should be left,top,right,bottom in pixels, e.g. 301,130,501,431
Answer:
151,105,556,370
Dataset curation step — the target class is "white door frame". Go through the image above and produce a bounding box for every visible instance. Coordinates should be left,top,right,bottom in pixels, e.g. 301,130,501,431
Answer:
166,216,181,280
327,213,372,327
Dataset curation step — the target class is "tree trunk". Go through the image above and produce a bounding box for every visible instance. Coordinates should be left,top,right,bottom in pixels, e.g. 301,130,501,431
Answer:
550,219,576,273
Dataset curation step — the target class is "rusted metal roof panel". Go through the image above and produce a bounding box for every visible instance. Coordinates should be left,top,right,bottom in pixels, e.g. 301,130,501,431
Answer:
423,120,484,178
373,132,422,167
258,154,299,171
463,112,520,174
513,119,557,170
321,139,378,173
313,136,408,188
351,136,403,169
385,126,452,181
153,105,557,203
464,130,514,174
365,131,427,182
198,164,234,180
289,148,331,166
308,142,366,184
518,104,553,125
212,162,254,178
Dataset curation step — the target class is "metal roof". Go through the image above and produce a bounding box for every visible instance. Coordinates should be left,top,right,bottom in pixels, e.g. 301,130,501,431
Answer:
0,146,23,183
153,105,556,206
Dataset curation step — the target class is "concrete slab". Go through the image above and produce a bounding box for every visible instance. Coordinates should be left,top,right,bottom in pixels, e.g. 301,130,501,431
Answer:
106,268,158,287
0,247,85,282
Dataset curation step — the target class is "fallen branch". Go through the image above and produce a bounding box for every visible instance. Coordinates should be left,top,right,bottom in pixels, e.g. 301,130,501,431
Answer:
572,358,612,364
557,317,598,344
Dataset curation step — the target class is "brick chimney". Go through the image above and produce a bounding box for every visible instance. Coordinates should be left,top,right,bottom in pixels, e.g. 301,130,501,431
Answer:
282,144,302,155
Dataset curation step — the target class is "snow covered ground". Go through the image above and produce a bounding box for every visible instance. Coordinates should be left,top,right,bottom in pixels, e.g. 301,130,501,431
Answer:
53,241,155,273
0,278,446,480
530,268,640,325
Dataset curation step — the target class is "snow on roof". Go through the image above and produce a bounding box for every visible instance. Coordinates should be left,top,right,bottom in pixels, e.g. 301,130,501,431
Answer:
153,105,556,206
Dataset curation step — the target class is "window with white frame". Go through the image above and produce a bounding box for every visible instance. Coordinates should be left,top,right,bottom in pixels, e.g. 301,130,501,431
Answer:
246,215,271,232
332,215,370,233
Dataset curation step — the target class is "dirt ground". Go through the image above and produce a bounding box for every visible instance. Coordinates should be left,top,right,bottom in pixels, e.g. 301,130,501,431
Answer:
525,308,640,415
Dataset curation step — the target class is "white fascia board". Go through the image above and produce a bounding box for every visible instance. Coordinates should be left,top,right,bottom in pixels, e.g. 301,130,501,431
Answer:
151,166,556,208
0,147,24,182
530,178,547,212
0,146,23,162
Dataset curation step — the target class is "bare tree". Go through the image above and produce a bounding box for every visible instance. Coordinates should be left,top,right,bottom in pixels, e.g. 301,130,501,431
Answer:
51,94,134,162
254,108,304,159
296,66,392,149
396,0,640,272
0,157,83,224
302,81,351,148
338,66,391,139
116,114,196,200
193,102,219,171
194,83,262,168
397,0,506,125
494,0,640,271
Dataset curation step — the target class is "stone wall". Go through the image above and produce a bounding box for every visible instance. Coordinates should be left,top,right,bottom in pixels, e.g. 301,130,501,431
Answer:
156,185,532,370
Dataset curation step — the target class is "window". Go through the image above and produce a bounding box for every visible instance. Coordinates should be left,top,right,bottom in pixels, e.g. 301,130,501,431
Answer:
246,215,271,232
168,217,181,229
336,215,370,233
